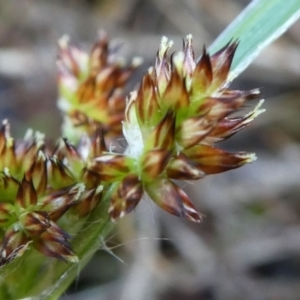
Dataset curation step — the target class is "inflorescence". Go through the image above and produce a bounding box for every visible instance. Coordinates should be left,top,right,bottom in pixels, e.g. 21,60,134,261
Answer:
0,32,264,267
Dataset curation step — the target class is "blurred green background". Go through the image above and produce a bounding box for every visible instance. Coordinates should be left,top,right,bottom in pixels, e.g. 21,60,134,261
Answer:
1,1,300,299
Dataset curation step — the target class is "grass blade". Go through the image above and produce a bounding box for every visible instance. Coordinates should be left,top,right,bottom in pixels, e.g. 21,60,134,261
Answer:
209,0,300,81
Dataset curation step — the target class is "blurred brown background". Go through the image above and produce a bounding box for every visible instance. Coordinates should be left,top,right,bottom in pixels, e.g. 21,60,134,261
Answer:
1,0,300,299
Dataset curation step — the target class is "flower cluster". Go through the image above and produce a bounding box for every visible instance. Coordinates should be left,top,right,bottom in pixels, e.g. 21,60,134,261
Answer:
0,33,264,267
57,31,142,140
0,121,105,266
89,35,264,222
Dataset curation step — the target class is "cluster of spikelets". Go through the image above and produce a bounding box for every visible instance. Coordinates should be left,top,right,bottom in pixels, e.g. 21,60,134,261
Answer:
0,121,106,266
0,32,264,266
57,31,142,140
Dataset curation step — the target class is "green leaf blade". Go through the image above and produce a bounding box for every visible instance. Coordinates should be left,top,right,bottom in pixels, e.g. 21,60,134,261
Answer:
209,0,300,81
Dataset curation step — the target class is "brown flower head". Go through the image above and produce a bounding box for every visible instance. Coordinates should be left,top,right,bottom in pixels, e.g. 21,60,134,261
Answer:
89,35,264,222
57,31,142,140
0,122,107,267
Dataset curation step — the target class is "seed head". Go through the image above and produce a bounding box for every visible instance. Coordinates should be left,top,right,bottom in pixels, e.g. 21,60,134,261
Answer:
90,35,264,222
0,123,107,267
57,31,142,140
